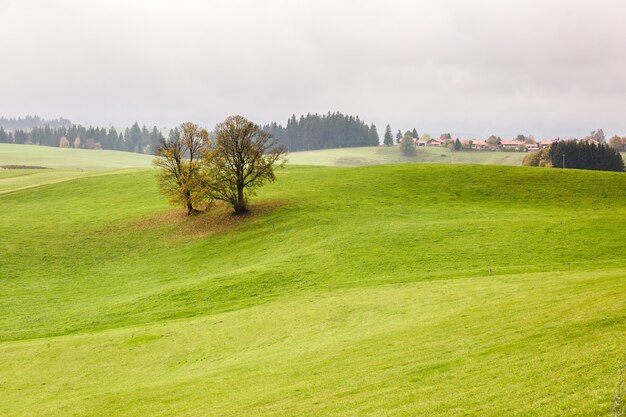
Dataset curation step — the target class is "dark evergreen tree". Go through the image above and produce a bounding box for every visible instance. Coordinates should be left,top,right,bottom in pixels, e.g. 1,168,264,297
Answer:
454,138,462,151
148,126,163,155
0,127,8,143
100,128,112,149
140,125,151,153
170,127,182,142
369,124,379,146
412,128,418,139
14,129,27,144
396,130,402,144
261,122,287,149
127,122,142,152
383,125,394,146
286,115,299,151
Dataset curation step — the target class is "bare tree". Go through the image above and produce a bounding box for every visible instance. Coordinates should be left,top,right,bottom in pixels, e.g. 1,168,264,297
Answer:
206,115,286,214
154,122,210,215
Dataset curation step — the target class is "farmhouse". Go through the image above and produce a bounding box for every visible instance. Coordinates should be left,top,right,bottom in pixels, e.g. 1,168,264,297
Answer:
500,140,540,151
428,139,445,147
471,140,489,150
500,140,521,149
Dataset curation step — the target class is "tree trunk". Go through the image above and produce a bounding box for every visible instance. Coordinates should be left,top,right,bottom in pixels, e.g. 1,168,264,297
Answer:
185,190,194,215
234,182,247,214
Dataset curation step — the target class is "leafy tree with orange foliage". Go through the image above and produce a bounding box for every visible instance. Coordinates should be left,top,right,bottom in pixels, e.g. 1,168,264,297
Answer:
154,122,210,215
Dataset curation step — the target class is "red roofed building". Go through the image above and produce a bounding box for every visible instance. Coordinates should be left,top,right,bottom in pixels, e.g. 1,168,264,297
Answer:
500,140,521,149
428,139,445,147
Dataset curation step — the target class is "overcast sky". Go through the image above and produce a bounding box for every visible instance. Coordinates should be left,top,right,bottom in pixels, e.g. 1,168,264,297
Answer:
1,0,625,138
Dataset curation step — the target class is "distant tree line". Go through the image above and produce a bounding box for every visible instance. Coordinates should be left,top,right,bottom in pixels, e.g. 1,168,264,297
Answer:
2,112,380,154
261,112,379,151
0,115,71,130
523,140,624,172
0,122,165,154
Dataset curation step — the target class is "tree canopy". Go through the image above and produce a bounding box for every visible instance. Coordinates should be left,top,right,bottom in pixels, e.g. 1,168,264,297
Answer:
399,134,416,156
154,116,286,215
206,116,286,214
154,123,210,214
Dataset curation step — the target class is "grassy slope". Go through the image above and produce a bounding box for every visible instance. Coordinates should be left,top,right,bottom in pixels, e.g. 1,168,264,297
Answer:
1,160,625,416
287,145,528,166
0,169,145,195
0,143,154,170
0,144,154,194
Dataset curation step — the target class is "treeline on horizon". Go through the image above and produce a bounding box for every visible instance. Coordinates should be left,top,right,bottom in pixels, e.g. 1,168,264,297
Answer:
0,123,165,154
262,113,379,151
0,112,379,154
0,115,71,130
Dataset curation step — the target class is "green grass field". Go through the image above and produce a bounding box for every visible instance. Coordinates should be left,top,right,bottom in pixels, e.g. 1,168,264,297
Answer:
0,145,625,416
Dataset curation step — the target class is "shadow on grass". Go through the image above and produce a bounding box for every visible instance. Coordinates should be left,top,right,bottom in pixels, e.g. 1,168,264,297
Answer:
133,200,288,239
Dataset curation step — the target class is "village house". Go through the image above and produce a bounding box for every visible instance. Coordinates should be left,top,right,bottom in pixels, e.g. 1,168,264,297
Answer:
500,140,521,150
428,139,445,147
471,139,489,150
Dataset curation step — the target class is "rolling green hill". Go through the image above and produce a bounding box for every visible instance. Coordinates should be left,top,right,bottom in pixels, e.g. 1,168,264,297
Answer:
0,144,154,194
0,147,625,416
0,143,154,170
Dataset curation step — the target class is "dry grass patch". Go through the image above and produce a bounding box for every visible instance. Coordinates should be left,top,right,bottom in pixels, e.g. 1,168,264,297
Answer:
133,200,287,239
0,165,50,169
